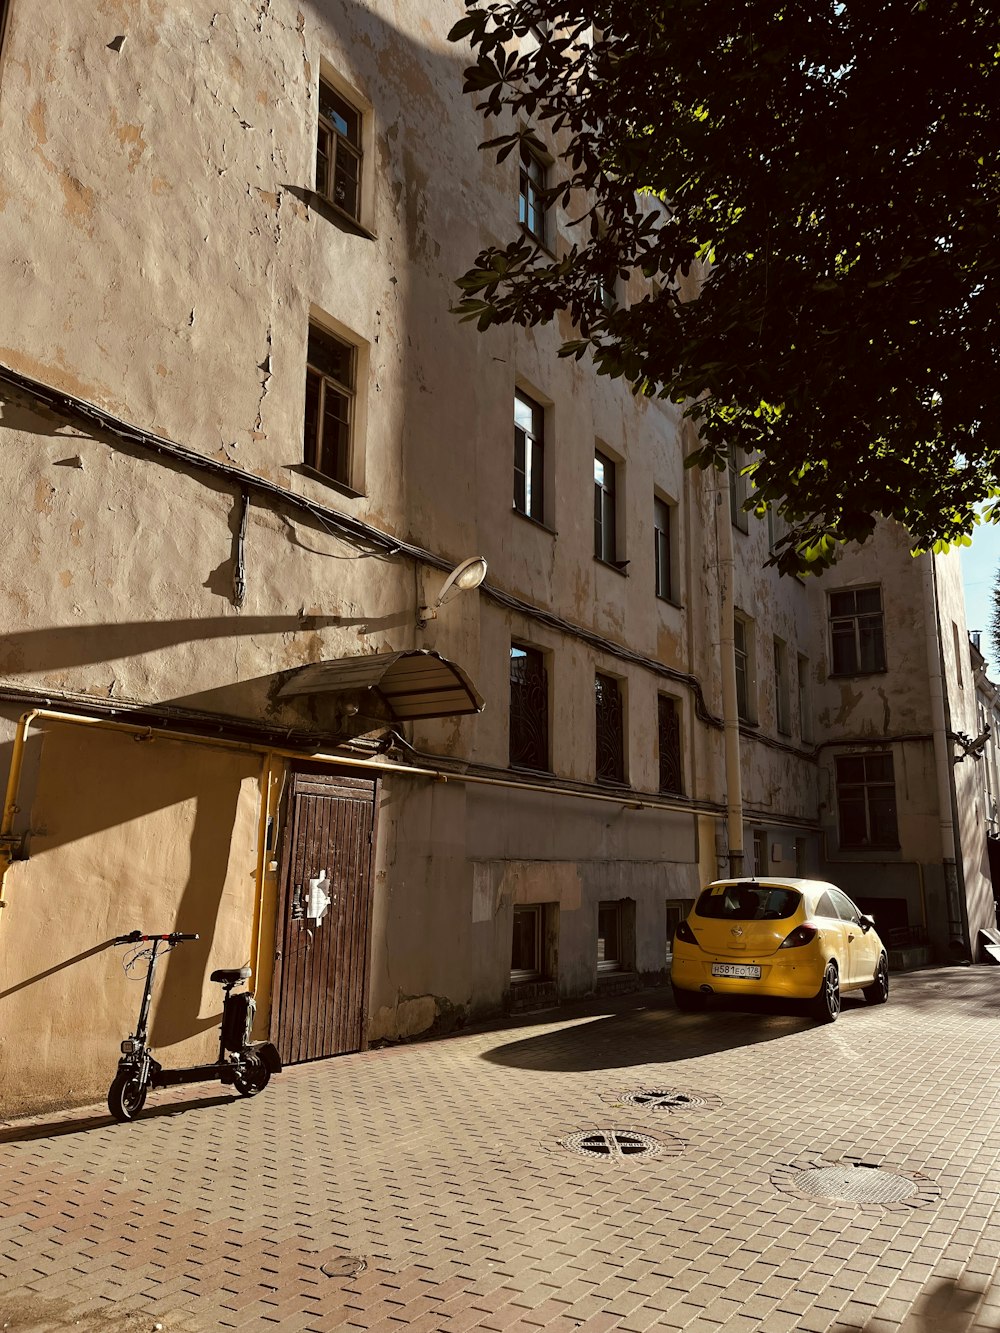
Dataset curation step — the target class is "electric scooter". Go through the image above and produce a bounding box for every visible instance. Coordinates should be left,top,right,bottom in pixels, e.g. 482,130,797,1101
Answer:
107,930,282,1122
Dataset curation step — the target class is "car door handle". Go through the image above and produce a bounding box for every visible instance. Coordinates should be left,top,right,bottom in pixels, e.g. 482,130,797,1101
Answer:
848,933,856,942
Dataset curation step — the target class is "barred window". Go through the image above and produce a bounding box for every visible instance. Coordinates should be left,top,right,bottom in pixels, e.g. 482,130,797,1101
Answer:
657,695,683,794
595,673,625,783
509,645,549,772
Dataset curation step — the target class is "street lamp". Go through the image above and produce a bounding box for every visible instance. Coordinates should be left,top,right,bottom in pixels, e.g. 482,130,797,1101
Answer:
418,556,488,628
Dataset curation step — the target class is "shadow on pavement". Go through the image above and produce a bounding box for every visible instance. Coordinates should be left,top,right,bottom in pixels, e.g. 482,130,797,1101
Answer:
0,1092,238,1144
481,991,830,1072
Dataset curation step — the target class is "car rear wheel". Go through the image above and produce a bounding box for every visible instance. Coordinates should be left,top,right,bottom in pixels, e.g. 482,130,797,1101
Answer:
672,985,706,1013
811,962,841,1023
863,953,890,1005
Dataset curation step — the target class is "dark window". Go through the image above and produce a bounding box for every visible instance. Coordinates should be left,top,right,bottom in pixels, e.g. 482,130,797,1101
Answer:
814,891,838,919
595,672,625,783
510,645,549,771
518,144,546,244
597,901,622,972
830,888,863,923
654,497,672,600
0,0,10,64
304,324,356,485
797,655,812,743
835,752,899,848
734,615,752,722
514,391,544,522
665,899,695,959
695,884,801,921
729,452,749,532
657,695,683,794
316,79,362,219
594,451,617,563
774,638,790,735
753,829,768,875
511,904,543,980
829,587,886,675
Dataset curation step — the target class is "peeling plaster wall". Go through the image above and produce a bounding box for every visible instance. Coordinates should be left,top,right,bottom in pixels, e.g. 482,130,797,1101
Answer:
0,0,987,1103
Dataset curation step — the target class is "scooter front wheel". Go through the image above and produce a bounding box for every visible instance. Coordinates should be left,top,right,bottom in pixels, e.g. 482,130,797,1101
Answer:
233,1052,271,1097
108,1070,149,1122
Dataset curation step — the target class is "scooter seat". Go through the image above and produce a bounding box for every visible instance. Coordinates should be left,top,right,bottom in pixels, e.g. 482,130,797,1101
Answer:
210,966,252,985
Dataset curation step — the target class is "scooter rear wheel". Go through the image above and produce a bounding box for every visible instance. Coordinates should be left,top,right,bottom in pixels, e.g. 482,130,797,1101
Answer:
108,1070,148,1122
233,1053,271,1097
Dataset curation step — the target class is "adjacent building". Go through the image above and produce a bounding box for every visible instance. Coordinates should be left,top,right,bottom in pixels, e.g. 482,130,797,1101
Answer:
0,0,991,1115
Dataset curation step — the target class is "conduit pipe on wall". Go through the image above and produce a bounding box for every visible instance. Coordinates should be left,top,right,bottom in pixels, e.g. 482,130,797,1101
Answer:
716,469,745,877
0,704,731,929
922,555,971,955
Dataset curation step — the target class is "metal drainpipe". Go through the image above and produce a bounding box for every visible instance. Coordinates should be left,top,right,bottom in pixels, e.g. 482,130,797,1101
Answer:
922,554,970,957
717,467,745,877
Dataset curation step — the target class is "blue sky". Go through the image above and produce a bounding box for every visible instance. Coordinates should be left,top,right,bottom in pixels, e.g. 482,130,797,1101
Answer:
961,523,1000,662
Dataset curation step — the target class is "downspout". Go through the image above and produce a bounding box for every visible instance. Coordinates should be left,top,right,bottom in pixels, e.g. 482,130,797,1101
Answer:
922,554,970,957
717,468,745,877
0,709,39,912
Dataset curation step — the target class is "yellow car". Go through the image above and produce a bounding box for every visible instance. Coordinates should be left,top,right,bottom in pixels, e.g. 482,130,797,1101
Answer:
670,877,889,1022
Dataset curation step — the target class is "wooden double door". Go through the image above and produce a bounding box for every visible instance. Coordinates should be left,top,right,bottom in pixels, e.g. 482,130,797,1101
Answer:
271,770,379,1064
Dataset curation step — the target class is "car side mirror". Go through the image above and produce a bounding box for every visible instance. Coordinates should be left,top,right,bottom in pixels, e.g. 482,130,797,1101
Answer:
859,915,875,932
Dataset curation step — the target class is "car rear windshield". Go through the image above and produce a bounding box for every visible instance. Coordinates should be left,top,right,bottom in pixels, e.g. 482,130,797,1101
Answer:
695,884,801,921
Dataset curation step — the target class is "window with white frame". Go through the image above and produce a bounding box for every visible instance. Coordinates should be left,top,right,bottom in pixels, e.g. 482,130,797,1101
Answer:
304,322,358,487
316,78,363,220
514,390,545,522
518,143,546,245
654,496,674,601
829,587,886,675
734,613,755,723
774,637,791,735
594,450,618,563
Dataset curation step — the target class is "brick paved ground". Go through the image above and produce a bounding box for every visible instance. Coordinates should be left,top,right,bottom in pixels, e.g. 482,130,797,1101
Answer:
2,966,1000,1333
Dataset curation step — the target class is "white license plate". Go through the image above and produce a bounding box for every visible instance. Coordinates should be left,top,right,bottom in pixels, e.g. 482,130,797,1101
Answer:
711,963,761,979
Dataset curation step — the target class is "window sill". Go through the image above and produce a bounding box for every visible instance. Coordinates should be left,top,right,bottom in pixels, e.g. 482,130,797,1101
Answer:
512,508,556,536
510,762,555,777
656,593,683,610
296,464,365,500
594,557,629,577
519,223,556,260
828,669,889,679
305,189,377,240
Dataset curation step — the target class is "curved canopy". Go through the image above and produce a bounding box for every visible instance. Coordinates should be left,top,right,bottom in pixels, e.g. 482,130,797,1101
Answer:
277,648,484,721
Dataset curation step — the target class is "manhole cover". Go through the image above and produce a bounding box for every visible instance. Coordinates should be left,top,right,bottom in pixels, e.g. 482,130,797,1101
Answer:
321,1255,367,1278
615,1088,721,1112
772,1157,941,1210
561,1129,668,1159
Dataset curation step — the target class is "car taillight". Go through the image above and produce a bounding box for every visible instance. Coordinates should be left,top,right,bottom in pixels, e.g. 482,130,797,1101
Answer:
675,920,697,945
779,923,819,949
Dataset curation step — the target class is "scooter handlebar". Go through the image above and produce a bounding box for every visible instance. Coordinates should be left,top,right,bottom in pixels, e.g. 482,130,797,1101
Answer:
112,931,200,945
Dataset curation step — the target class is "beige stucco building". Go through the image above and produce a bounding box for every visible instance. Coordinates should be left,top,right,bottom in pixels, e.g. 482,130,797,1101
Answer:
0,0,991,1116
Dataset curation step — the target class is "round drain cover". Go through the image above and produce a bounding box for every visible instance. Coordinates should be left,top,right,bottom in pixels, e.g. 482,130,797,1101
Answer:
772,1157,941,1209
616,1088,721,1113
793,1166,918,1203
560,1128,682,1160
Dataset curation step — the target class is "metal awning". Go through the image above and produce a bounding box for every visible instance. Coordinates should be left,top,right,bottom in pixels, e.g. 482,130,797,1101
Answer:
276,649,485,721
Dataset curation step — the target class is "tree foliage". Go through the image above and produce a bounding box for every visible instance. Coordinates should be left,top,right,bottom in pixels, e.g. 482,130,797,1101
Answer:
449,0,1000,572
